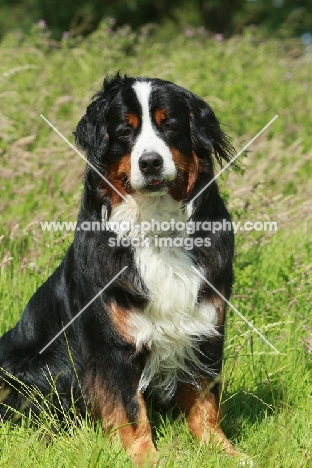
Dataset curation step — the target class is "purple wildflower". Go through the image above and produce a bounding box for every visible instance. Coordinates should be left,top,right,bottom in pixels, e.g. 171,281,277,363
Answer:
38,19,46,29
215,33,223,42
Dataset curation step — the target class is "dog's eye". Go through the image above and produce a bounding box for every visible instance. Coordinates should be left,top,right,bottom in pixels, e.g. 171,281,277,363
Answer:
120,128,132,138
163,123,175,132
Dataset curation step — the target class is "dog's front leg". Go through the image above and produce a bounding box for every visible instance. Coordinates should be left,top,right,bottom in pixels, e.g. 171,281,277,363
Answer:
174,378,237,456
84,363,157,466
105,389,157,466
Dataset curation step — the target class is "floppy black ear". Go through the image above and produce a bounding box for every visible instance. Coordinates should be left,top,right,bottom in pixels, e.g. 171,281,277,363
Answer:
74,73,127,172
184,90,236,167
74,99,109,173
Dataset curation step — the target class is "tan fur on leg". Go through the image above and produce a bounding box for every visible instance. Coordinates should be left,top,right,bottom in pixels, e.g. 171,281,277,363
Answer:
174,378,238,455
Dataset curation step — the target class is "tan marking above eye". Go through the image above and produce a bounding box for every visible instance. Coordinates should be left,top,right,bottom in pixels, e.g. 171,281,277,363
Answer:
126,113,139,129
153,108,167,126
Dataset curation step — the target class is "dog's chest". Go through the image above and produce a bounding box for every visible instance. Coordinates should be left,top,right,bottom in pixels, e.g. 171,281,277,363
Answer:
132,244,218,399
136,242,199,314
109,195,218,399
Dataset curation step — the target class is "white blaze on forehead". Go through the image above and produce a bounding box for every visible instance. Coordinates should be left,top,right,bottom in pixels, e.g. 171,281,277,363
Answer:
131,81,176,189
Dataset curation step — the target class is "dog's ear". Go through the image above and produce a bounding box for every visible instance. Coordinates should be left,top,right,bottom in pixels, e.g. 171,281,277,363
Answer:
74,101,108,173
183,90,236,167
74,91,112,173
74,74,126,171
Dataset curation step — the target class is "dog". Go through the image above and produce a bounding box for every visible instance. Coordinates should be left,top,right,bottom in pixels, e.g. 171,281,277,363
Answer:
0,74,238,465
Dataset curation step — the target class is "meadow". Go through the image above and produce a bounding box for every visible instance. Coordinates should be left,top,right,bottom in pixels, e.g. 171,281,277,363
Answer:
0,21,311,467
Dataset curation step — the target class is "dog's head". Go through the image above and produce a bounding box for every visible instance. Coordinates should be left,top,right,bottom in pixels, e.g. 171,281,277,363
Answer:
75,74,235,205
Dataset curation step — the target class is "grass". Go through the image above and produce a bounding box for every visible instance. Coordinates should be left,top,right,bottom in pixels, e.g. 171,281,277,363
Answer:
0,20,312,467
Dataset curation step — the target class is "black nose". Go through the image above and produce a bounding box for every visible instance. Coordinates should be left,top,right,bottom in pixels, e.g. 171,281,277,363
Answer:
139,152,163,175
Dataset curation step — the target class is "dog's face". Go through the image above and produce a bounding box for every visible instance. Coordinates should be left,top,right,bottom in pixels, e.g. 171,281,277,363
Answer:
75,75,234,204
108,80,191,195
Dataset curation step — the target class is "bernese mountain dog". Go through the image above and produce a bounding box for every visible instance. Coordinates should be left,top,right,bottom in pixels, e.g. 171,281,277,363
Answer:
0,74,238,465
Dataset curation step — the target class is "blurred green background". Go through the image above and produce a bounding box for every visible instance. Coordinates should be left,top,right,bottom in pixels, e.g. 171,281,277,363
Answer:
1,0,311,40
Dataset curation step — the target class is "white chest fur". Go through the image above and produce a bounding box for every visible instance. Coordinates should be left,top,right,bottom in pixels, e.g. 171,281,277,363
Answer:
109,194,219,400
